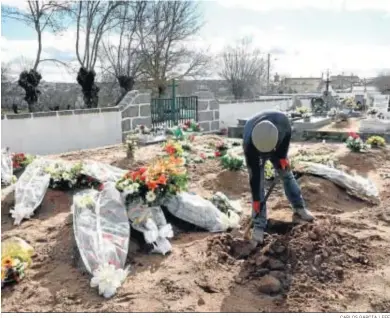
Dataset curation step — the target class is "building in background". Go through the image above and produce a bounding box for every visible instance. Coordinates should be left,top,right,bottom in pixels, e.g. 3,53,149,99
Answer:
281,77,324,93
330,74,360,90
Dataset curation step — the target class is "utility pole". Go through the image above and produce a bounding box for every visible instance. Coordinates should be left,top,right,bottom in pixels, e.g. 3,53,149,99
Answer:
267,53,271,93
325,69,330,96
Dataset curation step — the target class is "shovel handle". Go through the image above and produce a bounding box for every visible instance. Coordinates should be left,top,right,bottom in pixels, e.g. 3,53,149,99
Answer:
243,176,279,240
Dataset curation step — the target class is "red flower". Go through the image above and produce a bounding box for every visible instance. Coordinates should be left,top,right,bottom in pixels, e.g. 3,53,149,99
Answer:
215,151,221,157
348,131,359,139
98,183,104,191
139,167,147,174
200,153,206,160
12,162,21,169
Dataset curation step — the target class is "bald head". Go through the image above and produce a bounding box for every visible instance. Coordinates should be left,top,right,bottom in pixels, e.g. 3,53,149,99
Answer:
251,120,279,153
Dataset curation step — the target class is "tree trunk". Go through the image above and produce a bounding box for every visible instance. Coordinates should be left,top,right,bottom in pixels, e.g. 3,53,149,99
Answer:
116,75,135,104
18,70,42,113
232,82,244,100
76,67,100,108
158,84,166,98
118,75,135,93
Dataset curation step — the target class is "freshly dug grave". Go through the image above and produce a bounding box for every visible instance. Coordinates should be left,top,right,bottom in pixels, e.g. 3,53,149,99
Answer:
206,218,380,312
2,141,390,312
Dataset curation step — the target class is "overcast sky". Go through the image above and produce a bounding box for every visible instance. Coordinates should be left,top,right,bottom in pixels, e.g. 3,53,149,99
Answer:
1,0,390,82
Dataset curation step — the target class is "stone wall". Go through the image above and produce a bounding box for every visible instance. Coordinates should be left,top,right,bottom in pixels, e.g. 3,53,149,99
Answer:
194,91,220,132
118,90,152,141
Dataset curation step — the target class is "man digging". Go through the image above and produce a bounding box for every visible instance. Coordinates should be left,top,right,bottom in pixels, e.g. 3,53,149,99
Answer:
243,110,315,244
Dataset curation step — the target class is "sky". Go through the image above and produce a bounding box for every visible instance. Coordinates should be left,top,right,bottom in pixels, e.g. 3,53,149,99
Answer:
1,0,390,82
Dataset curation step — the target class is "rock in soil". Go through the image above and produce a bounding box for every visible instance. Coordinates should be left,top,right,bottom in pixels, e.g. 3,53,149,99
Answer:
256,275,282,294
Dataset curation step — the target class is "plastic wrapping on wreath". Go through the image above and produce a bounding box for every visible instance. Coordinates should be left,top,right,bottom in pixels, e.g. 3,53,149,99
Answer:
72,182,130,275
163,192,240,232
299,162,380,204
1,148,13,186
210,192,243,216
10,159,51,225
82,161,127,183
127,203,174,255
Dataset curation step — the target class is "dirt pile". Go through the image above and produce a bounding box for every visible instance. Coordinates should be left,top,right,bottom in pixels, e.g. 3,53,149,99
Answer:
207,219,373,301
202,170,250,198
298,176,366,213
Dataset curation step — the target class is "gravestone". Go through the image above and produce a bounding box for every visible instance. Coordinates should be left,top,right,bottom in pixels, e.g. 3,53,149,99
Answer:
359,118,390,133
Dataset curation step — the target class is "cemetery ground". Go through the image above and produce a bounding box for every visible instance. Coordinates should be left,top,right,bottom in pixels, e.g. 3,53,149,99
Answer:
1,135,390,313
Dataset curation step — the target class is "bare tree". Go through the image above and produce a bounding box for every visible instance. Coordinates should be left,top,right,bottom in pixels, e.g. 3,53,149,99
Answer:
372,71,390,94
2,1,69,112
1,63,11,83
219,38,267,99
73,1,123,108
100,1,147,101
137,0,209,97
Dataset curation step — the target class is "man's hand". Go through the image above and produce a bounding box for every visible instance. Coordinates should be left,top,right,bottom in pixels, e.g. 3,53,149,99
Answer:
253,201,261,214
279,158,289,170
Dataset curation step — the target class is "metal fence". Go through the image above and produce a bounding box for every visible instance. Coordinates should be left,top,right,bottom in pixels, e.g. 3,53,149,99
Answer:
150,96,198,128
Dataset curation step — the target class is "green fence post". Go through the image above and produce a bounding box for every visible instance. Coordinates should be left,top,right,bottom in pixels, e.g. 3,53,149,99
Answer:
169,79,178,125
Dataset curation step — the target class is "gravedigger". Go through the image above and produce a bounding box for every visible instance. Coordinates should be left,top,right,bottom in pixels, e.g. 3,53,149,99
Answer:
242,110,315,244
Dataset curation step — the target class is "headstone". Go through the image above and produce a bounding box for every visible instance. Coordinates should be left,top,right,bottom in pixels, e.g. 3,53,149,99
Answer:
359,118,390,133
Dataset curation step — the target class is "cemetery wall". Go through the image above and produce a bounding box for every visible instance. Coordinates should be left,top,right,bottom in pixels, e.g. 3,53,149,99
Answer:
219,98,312,128
117,90,152,142
1,90,153,155
1,108,122,155
194,91,220,132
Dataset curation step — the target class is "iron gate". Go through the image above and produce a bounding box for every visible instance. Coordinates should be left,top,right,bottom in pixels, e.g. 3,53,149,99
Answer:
151,96,198,128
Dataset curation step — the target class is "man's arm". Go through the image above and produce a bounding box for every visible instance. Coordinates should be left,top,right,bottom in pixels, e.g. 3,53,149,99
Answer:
274,130,291,160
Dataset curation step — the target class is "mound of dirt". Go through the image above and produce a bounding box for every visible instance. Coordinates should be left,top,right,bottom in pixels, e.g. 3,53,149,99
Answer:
337,148,390,174
207,219,373,305
298,175,366,213
202,170,250,198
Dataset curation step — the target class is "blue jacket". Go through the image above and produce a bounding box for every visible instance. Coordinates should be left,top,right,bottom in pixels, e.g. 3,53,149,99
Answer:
243,110,291,201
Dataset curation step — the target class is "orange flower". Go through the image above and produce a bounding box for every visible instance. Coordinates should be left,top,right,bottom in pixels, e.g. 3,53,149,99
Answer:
2,257,12,268
165,145,176,155
131,171,140,181
157,174,167,185
147,180,158,190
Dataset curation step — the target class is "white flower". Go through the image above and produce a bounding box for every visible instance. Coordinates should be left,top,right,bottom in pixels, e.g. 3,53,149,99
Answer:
146,191,156,202
123,184,136,195
62,172,71,180
132,182,140,190
90,263,129,298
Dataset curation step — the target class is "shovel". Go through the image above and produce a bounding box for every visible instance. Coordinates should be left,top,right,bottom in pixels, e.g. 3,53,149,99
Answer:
243,175,279,240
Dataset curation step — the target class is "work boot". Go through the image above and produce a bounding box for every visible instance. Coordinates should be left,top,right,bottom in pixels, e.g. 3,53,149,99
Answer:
251,228,264,244
293,207,315,222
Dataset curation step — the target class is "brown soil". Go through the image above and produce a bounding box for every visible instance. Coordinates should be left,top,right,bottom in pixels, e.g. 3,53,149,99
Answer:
2,139,390,312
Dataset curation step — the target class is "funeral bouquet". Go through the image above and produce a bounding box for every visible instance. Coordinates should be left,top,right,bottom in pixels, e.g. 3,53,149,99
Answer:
116,156,188,206
12,153,35,170
346,132,370,152
366,135,386,148
163,140,184,157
